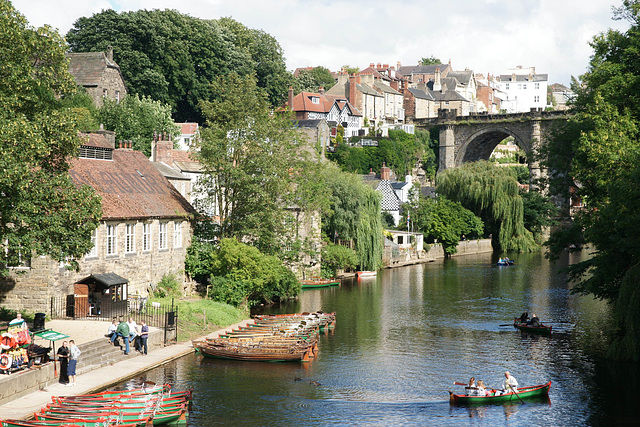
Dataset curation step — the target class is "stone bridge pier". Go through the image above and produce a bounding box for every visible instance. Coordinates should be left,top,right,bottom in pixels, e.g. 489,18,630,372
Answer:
424,109,570,184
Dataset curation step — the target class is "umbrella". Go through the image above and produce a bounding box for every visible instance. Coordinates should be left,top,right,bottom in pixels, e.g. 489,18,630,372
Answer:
33,330,69,376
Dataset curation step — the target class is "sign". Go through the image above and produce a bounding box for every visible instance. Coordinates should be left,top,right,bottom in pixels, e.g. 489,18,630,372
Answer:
34,330,69,341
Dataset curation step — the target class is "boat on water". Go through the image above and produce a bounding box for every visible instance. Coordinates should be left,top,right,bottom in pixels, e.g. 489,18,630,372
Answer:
513,320,552,335
496,260,515,266
356,271,377,278
449,381,551,405
301,278,340,289
193,339,312,362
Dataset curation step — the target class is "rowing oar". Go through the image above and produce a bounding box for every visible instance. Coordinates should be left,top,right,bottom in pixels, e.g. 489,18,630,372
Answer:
507,384,524,404
453,382,469,386
499,324,514,327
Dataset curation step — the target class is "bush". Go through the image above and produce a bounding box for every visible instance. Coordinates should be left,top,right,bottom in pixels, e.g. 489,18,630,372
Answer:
153,274,182,298
322,243,358,275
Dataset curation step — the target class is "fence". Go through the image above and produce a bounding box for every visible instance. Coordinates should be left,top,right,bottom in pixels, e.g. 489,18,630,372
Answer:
49,296,178,345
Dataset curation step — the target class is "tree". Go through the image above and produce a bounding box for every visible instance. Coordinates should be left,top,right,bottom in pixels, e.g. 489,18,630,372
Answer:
436,161,537,252
410,196,483,255
96,94,179,156
419,56,442,66
66,10,290,122
293,66,336,93
0,2,102,272
194,73,311,255
342,65,360,75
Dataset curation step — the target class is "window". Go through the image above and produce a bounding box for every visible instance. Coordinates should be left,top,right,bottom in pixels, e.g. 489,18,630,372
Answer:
535,83,540,89
159,222,167,250
534,95,540,103
102,89,108,98
115,90,120,103
174,222,182,248
505,83,509,90
518,84,522,89
523,84,527,89
106,224,117,255
86,228,98,258
125,224,135,253
143,223,151,251
311,96,319,104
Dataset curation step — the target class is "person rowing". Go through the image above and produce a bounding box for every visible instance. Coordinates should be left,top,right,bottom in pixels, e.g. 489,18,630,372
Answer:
465,377,477,396
500,371,518,395
519,311,529,323
527,314,540,327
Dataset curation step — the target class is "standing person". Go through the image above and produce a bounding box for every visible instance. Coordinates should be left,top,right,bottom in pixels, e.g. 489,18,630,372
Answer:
502,371,518,394
127,317,138,352
111,317,130,354
67,340,81,386
138,320,149,355
57,341,69,384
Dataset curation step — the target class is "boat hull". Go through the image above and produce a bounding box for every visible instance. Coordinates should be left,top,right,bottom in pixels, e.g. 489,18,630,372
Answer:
450,381,551,405
301,280,340,289
513,321,552,335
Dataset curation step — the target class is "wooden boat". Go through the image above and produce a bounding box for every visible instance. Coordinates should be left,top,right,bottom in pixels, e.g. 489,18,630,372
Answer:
193,340,311,362
513,320,552,335
449,381,551,405
496,260,515,266
40,407,185,425
356,271,377,278
1,419,147,427
54,384,170,400
301,278,340,289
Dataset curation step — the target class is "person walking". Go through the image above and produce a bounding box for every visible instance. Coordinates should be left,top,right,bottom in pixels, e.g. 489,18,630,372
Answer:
138,320,149,355
67,340,81,386
57,341,69,384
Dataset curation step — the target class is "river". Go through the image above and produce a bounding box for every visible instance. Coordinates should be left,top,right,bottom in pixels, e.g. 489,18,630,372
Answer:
124,250,639,426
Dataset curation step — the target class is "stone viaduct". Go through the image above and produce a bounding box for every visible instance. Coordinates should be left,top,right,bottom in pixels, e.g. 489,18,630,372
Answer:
414,109,571,181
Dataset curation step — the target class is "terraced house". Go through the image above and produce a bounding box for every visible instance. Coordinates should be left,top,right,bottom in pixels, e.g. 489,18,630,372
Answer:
0,131,195,314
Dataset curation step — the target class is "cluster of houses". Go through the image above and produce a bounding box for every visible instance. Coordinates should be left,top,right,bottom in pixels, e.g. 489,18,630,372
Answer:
289,61,573,140
1,47,570,314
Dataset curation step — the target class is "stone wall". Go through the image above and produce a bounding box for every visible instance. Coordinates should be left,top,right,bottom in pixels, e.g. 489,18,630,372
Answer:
0,219,191,313
383,238,493,268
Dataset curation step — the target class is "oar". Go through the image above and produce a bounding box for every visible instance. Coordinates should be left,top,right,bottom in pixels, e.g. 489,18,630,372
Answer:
507,384,524,404
499,324,514,327
453,382,468,386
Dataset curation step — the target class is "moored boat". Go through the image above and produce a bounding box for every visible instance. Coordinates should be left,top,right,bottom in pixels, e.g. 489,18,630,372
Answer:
193,339,312,362
301,278,340,289
449,381,551,404
513,320,552,335
356,271,377,278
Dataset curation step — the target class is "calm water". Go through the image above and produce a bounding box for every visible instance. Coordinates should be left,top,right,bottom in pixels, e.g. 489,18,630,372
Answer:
124,250,640,426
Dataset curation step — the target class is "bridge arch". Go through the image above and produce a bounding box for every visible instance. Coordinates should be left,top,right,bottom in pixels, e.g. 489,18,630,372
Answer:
457,126,529,166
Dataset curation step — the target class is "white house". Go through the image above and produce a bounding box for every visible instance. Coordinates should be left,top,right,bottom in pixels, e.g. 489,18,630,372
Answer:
495,66,548,113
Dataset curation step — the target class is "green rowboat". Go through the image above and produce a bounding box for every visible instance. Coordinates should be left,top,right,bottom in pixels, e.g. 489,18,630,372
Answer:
449,381,551,405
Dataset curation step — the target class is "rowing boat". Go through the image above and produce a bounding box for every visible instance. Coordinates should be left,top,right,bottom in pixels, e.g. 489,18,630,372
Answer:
1,419,147,427
449,381,551,404
193,340,311,362
513,320,552,335
496,260,515,266
301,278,340,289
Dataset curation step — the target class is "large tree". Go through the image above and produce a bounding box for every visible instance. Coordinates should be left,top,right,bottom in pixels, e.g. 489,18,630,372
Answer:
293,66,336,93
0,1,102,272
542,0,640,360
66,10,291,122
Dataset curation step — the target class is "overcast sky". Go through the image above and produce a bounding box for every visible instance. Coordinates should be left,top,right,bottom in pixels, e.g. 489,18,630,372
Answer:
13,0,631,86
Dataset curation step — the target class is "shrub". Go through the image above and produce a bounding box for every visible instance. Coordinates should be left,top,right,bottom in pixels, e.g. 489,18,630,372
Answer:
153,274,182,298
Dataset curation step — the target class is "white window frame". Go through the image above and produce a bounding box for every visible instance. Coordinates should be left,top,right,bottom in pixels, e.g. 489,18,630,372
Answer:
86,228,98,258
159,222,167,250
106,224,117,255
143,223,152,252
125,223,136,253
173,221,182,249
535,83,540,90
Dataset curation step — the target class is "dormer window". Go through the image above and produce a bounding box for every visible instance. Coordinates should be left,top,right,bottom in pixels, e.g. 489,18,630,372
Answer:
311,96,320,104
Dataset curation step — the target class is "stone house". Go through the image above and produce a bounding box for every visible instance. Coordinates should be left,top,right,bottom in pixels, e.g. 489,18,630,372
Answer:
0,131,195,313
403,87,437,120
66,47,127,108
293,119,331,160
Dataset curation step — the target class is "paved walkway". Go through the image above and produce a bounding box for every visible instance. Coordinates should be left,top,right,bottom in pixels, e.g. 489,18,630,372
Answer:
0,318,254,421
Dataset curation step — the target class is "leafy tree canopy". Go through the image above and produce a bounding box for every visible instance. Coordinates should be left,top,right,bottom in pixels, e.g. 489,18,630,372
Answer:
66,10,291,122
419,56,442,66
0,1,102,272
293,66,336,93
436,161,537,253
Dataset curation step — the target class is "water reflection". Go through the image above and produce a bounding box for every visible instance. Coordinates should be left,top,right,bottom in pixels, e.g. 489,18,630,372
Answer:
116,249,639,426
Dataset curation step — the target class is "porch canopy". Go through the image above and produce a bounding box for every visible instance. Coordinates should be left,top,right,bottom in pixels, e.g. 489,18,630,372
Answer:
77,273,129,301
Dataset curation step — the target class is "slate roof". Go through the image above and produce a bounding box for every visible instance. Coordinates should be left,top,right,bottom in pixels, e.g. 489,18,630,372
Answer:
407,87,435,101
69,133,195,220
398,63,450,76
152,161,190,180
66,52,123,88
358,83,383,97
373,80,400,95
293,119,325,128
78,272,128,286
499,74,548,82
447,70,473,85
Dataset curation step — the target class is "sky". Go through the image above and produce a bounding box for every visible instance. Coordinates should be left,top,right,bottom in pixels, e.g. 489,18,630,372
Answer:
12,0,631,86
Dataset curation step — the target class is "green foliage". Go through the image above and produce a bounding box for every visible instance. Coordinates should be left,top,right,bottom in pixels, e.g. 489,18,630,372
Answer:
195,73,319,255
153,274,182,298
321,243,358,276
510,165,530,184
381,212,396,229
96,94,179,156
410,196,483,254
419,56,442,66
521,190,558,242
319,164,383,271
293,66,336,93
0,2,102,272
436,161,537,253
66,10,291,121
342,65,360,75
201,238,300,307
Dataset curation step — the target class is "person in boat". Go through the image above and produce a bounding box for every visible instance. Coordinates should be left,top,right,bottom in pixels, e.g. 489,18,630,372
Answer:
527,314,540,327
465,377,477,395
519,312,529,323
501,371,518,394
498,257,503,263
476,380,489,396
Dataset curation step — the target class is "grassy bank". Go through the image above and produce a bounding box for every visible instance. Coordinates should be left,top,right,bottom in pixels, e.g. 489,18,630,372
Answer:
149,297,248,342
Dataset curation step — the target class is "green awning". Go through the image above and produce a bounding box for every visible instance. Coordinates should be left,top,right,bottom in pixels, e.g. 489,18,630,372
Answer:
34,330,69,341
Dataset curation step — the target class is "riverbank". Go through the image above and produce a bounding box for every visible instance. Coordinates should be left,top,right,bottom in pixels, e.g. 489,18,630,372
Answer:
383,238,493,268
0,318,254,421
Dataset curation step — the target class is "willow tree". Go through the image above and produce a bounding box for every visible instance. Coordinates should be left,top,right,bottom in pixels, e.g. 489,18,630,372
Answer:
320,164,383,271
436,161,536,252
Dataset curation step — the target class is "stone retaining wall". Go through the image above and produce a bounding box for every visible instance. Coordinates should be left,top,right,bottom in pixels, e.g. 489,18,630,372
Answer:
384,238,493,268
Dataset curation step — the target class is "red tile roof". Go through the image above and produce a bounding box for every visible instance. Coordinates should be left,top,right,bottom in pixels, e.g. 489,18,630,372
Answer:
70,134,195,220
291,91,334,113
179,123,198,135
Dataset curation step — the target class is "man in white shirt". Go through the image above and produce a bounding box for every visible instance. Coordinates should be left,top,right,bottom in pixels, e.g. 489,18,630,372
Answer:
502,371,519,394
127,317,138,352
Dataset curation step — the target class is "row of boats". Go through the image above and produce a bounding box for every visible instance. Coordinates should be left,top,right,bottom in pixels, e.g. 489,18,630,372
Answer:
0,383,191,426
192,311,336,362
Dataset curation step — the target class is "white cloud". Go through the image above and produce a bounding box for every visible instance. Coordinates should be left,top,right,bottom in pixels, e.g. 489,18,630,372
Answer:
11,0,631,85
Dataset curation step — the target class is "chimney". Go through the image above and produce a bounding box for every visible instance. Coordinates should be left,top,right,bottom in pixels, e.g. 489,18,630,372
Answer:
512,73,516,82
288,86,294,109
433,68,442,92
377,62,381,69
370,63,375,68
380,162,390,180
319,86,325,95
348,75,357,104
106,46,113,62
390,80,398,91
397,61,402,70
151,139,157,161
